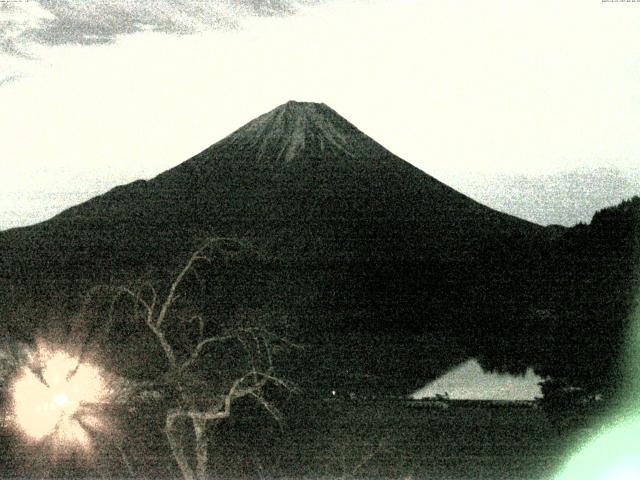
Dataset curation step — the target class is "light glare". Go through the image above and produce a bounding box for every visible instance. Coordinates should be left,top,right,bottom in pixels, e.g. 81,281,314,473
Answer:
10,347,108,447
557,418,640,480
54,392,68,407
557,294,640,479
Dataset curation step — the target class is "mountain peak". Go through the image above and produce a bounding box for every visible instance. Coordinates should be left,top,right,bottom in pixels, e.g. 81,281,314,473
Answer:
282,99,327,109
277,100,332,118
274,100,331,124
218,100,364,164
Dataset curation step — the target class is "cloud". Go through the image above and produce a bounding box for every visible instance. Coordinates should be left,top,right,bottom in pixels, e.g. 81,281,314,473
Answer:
0,73,22,86
0,0,52,56
1,0,326,55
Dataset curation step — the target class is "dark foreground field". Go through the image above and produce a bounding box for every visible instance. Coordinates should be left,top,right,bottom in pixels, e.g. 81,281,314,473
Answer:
0,398,600,479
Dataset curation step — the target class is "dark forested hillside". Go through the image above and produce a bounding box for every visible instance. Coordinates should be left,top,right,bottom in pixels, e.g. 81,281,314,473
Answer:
475,196,640,399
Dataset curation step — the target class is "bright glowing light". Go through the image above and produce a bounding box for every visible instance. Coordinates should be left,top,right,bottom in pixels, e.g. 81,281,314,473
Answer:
557,285,640,479
557,418,640,480
10,346,108,447
54,392,69,407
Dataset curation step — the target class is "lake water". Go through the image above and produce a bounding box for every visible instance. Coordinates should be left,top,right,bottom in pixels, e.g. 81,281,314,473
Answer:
412,358,543,401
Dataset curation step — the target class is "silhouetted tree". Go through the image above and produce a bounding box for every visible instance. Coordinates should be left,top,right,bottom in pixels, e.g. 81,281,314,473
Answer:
108,238,295,480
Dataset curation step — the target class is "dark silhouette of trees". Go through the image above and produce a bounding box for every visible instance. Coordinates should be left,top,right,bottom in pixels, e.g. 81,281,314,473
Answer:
105,238,295,480
474,196,640,402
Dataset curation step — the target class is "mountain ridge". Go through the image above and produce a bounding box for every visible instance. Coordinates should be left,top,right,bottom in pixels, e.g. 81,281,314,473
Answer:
1,101,615,395
92,101,538,229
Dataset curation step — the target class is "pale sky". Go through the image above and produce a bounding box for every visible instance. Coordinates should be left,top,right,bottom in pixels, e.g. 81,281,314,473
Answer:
1,0,639,230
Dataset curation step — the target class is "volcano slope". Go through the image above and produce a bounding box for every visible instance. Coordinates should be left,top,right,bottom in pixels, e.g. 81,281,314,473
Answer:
0,101,634,396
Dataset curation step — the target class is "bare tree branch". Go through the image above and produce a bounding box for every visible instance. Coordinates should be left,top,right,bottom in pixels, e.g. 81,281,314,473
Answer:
116,286,178,369
107,237,292,480
126,287,154,320
179,334,237,372
248,391,283,423
156,238,227,328
166,412,196,480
